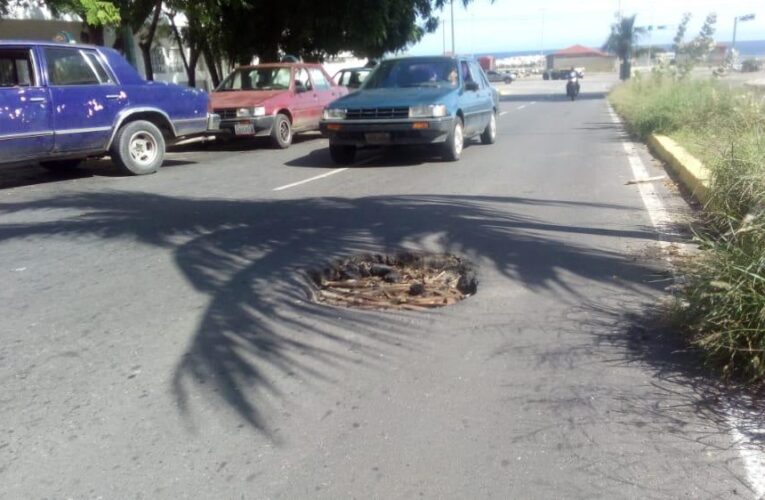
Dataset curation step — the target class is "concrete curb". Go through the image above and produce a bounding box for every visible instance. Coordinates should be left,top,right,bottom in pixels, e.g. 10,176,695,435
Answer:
647,134,711,204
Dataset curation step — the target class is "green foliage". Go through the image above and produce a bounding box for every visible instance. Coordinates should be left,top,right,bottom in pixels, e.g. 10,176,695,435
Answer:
167,0,490,68
79,0,119,25
611,75,765,383
672,12,718,77
672,12,691,53
603,14,645,61
45,0,120,26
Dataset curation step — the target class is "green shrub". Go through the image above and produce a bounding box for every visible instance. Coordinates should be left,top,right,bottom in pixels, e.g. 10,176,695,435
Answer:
611,74,765,383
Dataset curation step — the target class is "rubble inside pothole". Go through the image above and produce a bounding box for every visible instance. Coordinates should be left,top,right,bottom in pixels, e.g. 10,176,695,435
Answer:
307,252,477,311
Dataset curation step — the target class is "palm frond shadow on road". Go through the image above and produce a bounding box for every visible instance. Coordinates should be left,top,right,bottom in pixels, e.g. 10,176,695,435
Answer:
0,191,662,437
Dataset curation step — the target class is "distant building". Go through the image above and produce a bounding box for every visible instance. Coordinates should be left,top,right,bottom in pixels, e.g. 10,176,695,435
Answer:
546,45,617,72
709,43,728,66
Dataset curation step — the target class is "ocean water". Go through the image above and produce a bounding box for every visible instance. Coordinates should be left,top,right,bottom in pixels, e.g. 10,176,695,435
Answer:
477,40,765,59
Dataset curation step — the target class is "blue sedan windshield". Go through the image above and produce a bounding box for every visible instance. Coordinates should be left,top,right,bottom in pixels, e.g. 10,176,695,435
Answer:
363,60,459,89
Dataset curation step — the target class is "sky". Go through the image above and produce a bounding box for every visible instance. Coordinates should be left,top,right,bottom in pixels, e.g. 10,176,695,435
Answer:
406,0,764,55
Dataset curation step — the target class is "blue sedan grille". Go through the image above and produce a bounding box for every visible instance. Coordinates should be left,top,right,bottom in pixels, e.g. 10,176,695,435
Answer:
346,107,409,120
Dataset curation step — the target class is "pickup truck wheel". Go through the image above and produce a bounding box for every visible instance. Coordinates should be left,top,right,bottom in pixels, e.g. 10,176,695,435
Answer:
270,113,292,149
39,159,82,171
329,144,356,164
480,112,497,145
111,120,165,175
441,118,464,162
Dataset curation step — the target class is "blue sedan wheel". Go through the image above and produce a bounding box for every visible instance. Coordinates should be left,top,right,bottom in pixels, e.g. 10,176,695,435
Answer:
111,120,166,175
481,113,497,145
441,118,464,162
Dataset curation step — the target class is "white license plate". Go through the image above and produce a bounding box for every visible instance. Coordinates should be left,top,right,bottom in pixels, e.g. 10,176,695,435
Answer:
234,122,255,135
365,132,390,145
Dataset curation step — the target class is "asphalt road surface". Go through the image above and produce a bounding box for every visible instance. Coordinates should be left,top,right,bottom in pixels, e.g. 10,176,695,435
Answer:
2,74,763,499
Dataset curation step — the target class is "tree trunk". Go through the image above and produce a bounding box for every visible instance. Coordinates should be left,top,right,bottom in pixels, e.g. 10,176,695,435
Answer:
203,44,220,88
168,14,190,78
138,0,163,80
187,47,200,87
83,24,104,45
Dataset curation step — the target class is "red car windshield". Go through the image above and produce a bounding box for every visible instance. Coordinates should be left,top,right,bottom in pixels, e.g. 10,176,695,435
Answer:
218,67,291,91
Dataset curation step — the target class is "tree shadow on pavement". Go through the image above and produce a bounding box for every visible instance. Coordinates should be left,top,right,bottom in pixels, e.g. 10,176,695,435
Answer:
583,301,765,495
0,192,665,438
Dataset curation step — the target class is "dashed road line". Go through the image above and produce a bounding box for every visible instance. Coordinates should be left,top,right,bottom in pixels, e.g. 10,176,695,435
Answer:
516,105,526,110
273,168,348,191
272,155,381,191
499,111,509,116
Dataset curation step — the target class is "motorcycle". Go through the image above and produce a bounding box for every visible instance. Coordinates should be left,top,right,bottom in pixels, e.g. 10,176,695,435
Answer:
566,77,580,101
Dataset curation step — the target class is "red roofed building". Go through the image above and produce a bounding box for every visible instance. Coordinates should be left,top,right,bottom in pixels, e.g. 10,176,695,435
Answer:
546,45,617,73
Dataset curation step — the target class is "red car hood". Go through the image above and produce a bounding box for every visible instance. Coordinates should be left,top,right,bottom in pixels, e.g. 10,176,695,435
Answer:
210,90,286,108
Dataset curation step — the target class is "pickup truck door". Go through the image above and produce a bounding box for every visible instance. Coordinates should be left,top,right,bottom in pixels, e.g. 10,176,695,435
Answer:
307,68,341,129
291,67,316,131
43,47,128,153
0,46,53,163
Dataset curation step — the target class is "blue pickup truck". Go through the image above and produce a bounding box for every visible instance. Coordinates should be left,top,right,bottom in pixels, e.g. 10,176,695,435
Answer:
0,41,219,175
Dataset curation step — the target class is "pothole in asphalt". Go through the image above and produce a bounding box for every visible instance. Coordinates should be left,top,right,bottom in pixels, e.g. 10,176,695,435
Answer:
307,252,477,311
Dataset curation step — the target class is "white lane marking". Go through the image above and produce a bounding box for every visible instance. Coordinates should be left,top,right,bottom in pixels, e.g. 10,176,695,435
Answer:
609,105,765,499
728,405,765,499
272,155,381,191
608,107,673,244
500,111,509,116
273,168,348,191
530,101,537,105
517,105,526,110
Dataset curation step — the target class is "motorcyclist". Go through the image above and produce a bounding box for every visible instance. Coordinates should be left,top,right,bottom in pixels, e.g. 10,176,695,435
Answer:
566,67,580,97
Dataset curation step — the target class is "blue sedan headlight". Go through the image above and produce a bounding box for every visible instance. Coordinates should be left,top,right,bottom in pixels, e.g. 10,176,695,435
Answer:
409,104,447,118
323,108,347,120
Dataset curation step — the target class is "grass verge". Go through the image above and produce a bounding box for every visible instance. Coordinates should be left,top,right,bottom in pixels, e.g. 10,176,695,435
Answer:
610,73,765,384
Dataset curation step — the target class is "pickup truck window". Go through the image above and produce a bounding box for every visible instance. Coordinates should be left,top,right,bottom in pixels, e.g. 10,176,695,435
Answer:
45,47,101,86
295,68,312,91
308,68,330,90
218,67,291,91
0,49,34,87
82,51,113,84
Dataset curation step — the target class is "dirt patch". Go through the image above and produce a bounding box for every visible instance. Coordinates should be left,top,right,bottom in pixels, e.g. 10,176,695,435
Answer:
307,252,477,311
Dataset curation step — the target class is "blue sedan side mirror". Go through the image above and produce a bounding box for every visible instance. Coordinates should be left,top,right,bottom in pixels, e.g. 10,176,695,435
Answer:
465,81,479,91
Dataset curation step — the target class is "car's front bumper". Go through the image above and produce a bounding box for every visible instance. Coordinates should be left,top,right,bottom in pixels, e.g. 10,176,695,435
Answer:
207,113,221,131
319,117,454,146
218,115,275,137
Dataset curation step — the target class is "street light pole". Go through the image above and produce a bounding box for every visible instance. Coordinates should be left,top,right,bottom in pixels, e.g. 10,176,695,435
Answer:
443,16,447,54
646,25,667,67
450,0,456,54
540,9,546,56
732,14,756,53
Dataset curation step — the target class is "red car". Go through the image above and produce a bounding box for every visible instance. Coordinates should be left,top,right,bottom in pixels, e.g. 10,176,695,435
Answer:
210,62,347,148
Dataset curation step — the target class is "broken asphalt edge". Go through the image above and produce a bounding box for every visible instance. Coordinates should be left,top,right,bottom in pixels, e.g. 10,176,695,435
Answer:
647,134,711,205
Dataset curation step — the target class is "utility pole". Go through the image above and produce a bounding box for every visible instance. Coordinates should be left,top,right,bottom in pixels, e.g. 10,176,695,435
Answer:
450,0,455,54
540,9,546,56
646,25,667,66
442,16,446,54
732,14,755,53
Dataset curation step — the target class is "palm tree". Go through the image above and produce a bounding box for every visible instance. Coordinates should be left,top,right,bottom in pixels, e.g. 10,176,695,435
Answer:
603,15,646,80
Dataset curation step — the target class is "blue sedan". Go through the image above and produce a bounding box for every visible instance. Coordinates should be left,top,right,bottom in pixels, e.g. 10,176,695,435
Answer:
0,40,218,175
319,56,499,163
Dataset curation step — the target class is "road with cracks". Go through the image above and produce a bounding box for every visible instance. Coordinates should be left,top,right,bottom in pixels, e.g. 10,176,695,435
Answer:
1,74,763,498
